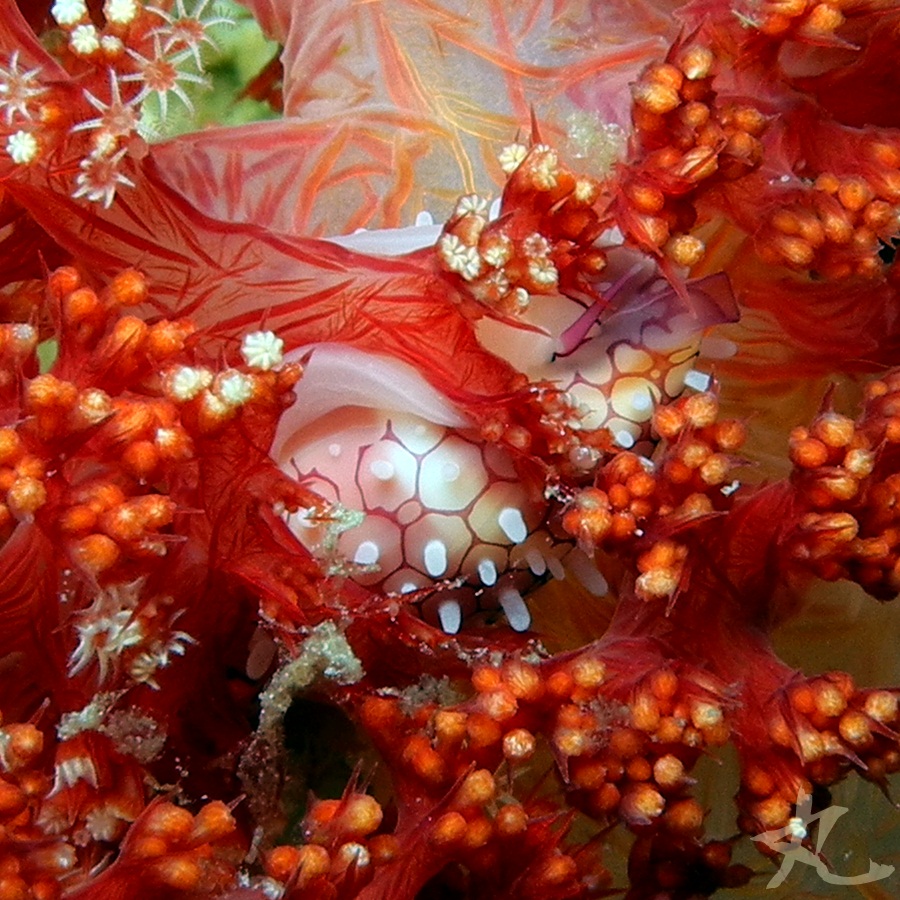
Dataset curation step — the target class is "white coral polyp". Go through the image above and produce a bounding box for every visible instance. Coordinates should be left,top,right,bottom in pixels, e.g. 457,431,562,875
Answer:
167,365,213,401
439,234,481,281
51,0,88,26
70,24,101,55
72,146,135,208
498,142,527,174
104,0,138,24
148,0,237,70
241,330,284,370
121,39,209,121
100,35,125,56
74,72,142,139
217,371,255,405
528,256,559,288
454,194,489,217
70,609,144,682
0,51,46,125
6,130,38,164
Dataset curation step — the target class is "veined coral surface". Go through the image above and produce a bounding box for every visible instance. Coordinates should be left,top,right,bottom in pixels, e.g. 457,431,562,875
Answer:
0,1,899,898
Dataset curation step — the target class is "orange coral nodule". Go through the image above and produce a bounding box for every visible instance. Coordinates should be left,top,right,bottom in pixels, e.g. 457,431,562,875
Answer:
535,853,579,888
676,45,714,80
332,841,371,875
0,723,43,771
632,81,681,116
466,713,503,751
620,782,665,826
48,266,81,301
151,854,202,891
98,495,176,544
0,323,37,361
6,476,46,521
71,534,120,575
97,316,149,367
337,794,383,840
105,268,148,308
131,836,170,860
0,779,27,818
433,709,467,748
63,286,103,328
864,691,898,724
635,541,686,601
495,803,528,837
0,429,21,466
631,692,661,733
471,666,503,694
571,656,607,690
359,697,401,734
503,660,544,701
305,798,341,836
0,873,33,900
141,803,195,844
146,320,195,360
789,429,829,469
121,440,160,480
663,797,704,836
453,770,496,811
462,816,494,851
188,801,236,846
502,728,536,762
562,488,613,547
653,754,687,792
368,834,398,865
664,234,705,267
430,812,467,849
265,845,303,882
25,374,77,411
402,735,447,786
479,688,518,722
653,405,686,441
838,710,873,748
295,845,331,885
809,411,856,448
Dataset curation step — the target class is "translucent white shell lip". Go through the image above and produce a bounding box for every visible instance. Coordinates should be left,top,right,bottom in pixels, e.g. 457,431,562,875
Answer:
272,343,470,464
324,214,443,257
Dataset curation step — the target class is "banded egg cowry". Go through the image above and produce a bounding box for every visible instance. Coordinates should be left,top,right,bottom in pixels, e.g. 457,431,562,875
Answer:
270,232,736,637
